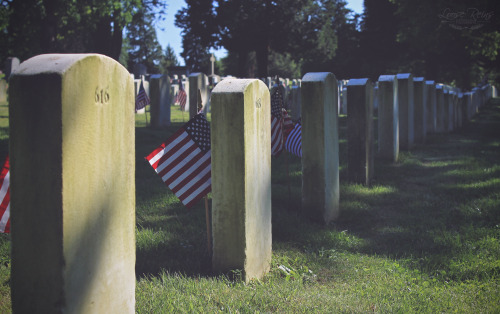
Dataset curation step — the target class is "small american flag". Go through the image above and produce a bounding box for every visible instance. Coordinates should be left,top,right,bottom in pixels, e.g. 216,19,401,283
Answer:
135,80,150,111
0,156,10,233
176,83,187,111
285,122,302,158
145,113,211,207
271,88,284,156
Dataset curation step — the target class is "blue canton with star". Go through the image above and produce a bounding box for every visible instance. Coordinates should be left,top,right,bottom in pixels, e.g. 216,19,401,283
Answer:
185,113,211,152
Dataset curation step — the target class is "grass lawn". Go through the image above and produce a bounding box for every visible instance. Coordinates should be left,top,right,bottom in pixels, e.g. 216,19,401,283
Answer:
1,99,499,312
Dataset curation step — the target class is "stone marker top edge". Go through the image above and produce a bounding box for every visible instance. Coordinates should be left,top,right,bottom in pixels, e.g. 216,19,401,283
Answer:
189,72,207,77
425,80,435,84
396,73,412,79
347,78,370,86
302,72,335,82
413,77,425,81
12,53,121,76
378,75,396,82
211,78,264,94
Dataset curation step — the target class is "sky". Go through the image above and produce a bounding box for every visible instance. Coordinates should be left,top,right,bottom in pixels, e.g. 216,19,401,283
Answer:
156,0,364,66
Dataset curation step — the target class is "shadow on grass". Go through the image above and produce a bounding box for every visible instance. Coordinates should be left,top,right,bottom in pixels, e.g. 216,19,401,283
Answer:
135,99,500,282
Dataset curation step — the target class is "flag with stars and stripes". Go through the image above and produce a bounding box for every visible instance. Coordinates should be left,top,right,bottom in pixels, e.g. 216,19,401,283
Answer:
145,113,211,207
0,156,10,233
285,121,302,158
135,80,150,111
271,87,284,156
176,83,187,111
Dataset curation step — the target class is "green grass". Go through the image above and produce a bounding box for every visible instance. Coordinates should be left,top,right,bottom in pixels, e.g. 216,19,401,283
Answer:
1,100,500,312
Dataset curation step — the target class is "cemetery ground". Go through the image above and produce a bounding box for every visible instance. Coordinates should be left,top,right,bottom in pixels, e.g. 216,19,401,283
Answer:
0,100,499,312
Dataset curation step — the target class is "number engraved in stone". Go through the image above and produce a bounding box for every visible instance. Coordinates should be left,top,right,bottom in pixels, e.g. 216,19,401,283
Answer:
256,98,262,109
95,87,110,105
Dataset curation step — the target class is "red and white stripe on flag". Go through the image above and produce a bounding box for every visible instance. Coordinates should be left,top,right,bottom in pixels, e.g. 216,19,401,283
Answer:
145,114,211,207
0,156,10,233
176,84,187,111
271,116,283,156
285,122,302,158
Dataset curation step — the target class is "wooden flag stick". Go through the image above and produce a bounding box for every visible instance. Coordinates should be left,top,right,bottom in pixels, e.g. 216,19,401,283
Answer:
145,104,149,127
205,195,211,255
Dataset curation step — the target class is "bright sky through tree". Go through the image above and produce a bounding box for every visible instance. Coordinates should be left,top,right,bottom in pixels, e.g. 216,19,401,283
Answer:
155,0,364,66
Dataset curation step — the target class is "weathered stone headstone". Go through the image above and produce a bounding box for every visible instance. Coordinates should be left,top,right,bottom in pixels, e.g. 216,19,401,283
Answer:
413,77,427,144
425,81,437,133
189,73,209,118
9,54,135,313
347,78,374,185
211,79,272,282
443,90,451,132
4,57,20,79
149,74,171,128
301,72,339,223
377,75,399,162
396,73,414,150
435,85,445,133
290,84,301,121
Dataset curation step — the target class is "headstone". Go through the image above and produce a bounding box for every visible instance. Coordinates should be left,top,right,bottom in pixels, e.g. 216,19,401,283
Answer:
4,57,20,79
435,85,445,132
290,84,301,121
396,73,414,150
9,54,135,313
211,79,272,281
301,72,339,223
189,72,209,118
149,74,171,128
425,81,437,133
182,79,190,112
347,78,374,185
377,75,399,162
443,90,451,132
413,77,427,144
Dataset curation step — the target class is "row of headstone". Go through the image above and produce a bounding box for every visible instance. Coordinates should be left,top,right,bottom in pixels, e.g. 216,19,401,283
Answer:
344,73,496,188
7,54,498,311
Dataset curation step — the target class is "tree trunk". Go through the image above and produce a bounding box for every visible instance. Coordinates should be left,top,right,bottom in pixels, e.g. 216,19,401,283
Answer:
256,44,269,78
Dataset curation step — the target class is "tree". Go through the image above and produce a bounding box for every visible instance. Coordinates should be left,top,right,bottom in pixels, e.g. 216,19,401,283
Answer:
126,6,164,73
175,0,218,72
160,44,180,74
2,0,167,64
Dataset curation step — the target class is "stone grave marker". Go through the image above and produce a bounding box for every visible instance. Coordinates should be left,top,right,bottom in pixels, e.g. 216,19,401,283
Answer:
396,73,414,150
9,54,135,313
377,75,399,162
211,78,272,282
149,74,171,128
301,72,339,223
413,77,427,144
347,78,374,185
425,81,437,133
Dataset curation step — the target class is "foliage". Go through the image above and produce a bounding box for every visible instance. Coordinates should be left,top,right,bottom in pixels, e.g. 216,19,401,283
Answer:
0,0,167,67
160,44,180,74
126,6,164,74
